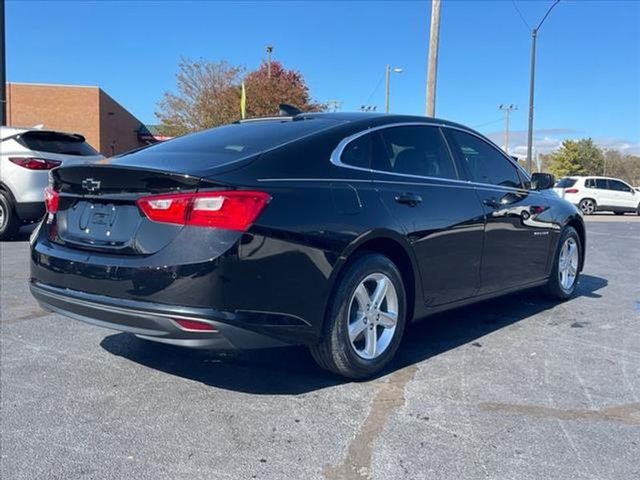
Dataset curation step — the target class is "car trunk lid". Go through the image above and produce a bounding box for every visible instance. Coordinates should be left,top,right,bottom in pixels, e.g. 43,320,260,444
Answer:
49,165,225,254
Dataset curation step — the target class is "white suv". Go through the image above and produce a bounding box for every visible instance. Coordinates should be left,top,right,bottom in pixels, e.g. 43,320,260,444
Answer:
0,127,104,239
554,176,640,215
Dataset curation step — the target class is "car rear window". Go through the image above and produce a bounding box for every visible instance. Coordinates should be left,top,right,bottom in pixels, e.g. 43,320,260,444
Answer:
124,118,340,167
17,131,99,156
555,177,577,188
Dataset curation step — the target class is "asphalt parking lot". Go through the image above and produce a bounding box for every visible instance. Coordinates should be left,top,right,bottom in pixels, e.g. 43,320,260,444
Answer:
1,216,639,480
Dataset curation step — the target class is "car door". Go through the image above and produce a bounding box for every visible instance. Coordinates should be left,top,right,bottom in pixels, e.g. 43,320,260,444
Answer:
593,178,614,209
443,128,555,294
608,179,638,210
369,124,485,306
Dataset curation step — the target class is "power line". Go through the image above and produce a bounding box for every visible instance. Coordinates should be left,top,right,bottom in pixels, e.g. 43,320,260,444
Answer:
364,71,385,106
473,118,503,129
511,0,531,31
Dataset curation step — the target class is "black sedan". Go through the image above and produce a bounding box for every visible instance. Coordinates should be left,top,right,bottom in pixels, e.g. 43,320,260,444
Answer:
30,112,585,379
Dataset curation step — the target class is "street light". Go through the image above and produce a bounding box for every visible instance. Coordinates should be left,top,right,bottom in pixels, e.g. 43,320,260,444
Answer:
525,0,561,172
384,65,403,113
499,104,517,155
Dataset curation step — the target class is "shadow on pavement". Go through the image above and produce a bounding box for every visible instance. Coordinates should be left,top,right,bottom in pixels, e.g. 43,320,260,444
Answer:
100,274,607,395
3,224,37,242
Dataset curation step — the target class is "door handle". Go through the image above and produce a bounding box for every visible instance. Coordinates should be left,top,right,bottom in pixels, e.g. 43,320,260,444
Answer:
394,193,423,207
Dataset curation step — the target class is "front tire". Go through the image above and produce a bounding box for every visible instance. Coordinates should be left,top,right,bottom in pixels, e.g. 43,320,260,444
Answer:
310,254,407,379
578,198,596,215
0,192,20,241
545,226,581,300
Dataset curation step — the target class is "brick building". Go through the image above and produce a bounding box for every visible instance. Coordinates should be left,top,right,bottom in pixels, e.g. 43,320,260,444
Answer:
5,82,163,156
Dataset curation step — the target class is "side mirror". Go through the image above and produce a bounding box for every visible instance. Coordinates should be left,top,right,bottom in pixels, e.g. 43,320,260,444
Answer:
531,172,555,191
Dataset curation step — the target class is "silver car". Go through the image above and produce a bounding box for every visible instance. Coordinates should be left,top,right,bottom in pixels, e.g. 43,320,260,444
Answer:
0,126,104,239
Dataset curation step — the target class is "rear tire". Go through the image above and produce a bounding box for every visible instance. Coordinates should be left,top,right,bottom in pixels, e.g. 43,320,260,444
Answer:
0,192,20,241
544,226,581,300
310,254,406,379
578,198,596,215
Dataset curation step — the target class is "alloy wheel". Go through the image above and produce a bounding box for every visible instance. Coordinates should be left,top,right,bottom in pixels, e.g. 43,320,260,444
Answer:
558,237,579,292
0,202,6,230
347,273,398,360
579,199,595,215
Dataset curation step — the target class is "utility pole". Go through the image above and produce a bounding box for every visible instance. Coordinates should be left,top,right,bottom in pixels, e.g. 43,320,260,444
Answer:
326,100,343,112
499,104,517,154
525,0,561,172
426,0,441,117
0,0,6,126
266,45,273,79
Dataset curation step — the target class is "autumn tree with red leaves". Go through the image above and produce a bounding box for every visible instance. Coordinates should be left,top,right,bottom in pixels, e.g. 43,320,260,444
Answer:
242,61,325,118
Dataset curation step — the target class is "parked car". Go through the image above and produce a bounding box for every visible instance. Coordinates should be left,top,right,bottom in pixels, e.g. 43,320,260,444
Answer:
30,112,585,379
553,176,640,215
0,126,104,239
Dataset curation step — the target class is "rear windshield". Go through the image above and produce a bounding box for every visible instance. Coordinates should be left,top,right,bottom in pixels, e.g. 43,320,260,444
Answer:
17,131,99,156
555,177,577,188
120,118,340,167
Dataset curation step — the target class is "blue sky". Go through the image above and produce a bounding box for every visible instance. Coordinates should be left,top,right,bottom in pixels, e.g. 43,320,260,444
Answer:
7,0,640,155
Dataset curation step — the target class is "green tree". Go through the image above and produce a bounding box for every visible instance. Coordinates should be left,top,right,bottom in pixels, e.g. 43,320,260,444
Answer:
548,138,604,178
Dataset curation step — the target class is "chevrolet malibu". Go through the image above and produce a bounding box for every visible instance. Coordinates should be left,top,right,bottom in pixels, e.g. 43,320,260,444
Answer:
30,112,585,379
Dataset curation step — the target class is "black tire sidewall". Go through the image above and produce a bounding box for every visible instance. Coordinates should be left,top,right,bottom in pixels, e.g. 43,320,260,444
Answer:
327,254,407,378
0,192,19,239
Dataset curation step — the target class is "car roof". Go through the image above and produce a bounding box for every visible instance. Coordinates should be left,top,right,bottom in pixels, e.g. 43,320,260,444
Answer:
298,112,471,129
0,126,30,140
240,112,478,138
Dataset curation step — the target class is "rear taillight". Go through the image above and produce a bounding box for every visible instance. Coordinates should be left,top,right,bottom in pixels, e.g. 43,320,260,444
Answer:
136,191,271,231
44,186,59,214
9,157,62,170
565,188,579,194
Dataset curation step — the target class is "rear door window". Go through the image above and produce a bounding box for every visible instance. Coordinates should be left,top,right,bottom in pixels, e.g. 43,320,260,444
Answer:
18,131,99,156
445,129,522,188
371,126,458,180
595,179,609,189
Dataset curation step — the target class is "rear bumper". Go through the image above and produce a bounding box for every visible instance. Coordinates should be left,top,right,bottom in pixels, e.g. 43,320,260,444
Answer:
30,281,291,350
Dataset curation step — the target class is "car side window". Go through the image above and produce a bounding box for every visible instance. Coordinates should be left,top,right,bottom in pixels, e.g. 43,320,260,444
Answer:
595,179,608,189
340,133,370,169
371,126,458,180
585,178,595,188
609,179,632,192
445,129,522,188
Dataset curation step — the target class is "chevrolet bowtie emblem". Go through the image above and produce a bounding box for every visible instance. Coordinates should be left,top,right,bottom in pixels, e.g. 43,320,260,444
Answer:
82,178,101,193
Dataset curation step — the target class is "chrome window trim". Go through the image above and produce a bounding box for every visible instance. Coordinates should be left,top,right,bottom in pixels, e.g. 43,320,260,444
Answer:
329,121,536,195
257,177,538,195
